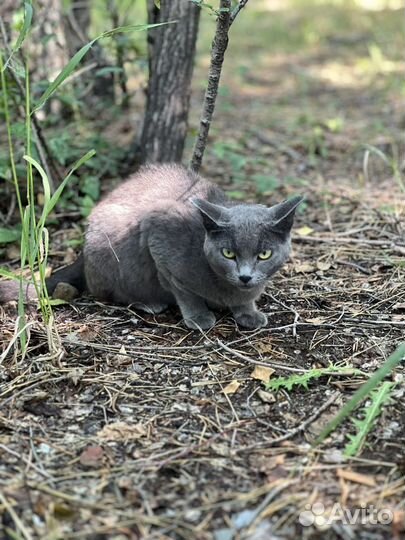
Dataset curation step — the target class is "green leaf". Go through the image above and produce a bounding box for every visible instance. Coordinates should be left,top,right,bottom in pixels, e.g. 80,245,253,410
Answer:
14,2,33,52
266,366,361,392
23,155,51,211
252,174,280,194
227,190,246,200
81,175,100,201
32,40,97,112
32,23,169,113
80,195,95,217
0,227,21,244
2,1,33,72
48,298,68,306
0,268,27,281
344,381,394,457
314,343,405,446
95,66,124,77
38,149,96,228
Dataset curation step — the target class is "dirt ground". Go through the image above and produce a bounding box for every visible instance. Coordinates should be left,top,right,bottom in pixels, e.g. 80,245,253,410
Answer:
1,2,405,539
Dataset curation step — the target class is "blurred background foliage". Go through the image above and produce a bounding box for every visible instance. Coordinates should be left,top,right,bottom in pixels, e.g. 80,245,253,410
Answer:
0,0,403,248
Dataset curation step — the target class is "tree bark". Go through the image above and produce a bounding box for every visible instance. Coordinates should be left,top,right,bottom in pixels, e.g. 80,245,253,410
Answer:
136,0,201,164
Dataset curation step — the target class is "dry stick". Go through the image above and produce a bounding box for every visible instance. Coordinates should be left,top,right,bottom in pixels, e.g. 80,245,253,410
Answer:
191,0,235,172
0,490,33,540
216,338,308,372
294,234,405,256
240,390,341,451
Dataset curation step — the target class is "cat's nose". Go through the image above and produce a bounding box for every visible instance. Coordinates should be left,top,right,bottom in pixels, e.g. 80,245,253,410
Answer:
239,274,252,284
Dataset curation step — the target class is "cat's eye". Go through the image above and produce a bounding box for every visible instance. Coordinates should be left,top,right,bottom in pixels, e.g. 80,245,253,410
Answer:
258,250,272,260
222,248,236,259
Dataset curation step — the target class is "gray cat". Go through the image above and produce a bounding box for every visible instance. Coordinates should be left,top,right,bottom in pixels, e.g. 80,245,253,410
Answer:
0,164,302,330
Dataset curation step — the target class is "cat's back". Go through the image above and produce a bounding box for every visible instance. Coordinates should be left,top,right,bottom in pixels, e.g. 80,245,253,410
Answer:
101,164,211,208
87,164,228,239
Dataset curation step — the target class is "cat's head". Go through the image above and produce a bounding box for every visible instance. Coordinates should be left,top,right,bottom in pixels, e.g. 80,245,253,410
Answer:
191,196,303,290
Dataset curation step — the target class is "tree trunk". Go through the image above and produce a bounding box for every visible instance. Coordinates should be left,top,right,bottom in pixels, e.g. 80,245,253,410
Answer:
136,0,201,164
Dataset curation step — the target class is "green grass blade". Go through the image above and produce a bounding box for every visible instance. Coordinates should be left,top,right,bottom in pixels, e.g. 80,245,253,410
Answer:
32,39,96,112
14,2,33,52
45,149,96,219
32,23,168,113
0,227,21,243
0,268,28,281
2,1,33,72
314,343,405,446
23,154,51,203
344,381,394,457
266,365,363,392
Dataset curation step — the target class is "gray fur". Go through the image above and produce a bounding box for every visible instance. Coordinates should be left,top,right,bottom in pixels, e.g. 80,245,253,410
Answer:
83,164,302,329
0,164,302,329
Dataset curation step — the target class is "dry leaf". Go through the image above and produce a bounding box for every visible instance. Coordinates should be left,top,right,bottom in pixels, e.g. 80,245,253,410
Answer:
211,443,229,457
115,345,128,362
53,503,76,519
296,225,314,236
64,247,78,265
6,245,20,260
34,267,52,280
257,340,273,353
250,365,274,383
336,468,376,486
294,262,316,273
257,389,276,403
79,445,104,468
306,317,326,325
223,380,240,394
97,421,147,442
68,368,85,385
316,261,331,271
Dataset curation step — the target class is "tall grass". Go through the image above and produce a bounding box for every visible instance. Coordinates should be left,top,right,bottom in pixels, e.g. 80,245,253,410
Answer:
314,342,405,449
0,2,164,359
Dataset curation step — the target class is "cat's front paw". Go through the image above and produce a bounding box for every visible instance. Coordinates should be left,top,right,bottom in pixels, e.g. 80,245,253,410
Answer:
184,311,216,330
235,310,267,329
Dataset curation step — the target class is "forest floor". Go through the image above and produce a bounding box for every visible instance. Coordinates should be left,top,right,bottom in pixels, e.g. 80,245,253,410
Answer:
1,2,405,539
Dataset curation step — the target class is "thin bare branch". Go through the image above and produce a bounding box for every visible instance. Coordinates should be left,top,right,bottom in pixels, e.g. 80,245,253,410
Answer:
230,0,249,25
190,0,231,172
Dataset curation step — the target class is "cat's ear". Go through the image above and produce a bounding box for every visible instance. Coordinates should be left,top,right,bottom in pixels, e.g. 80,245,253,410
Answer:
191,198,229,231
268,196,304,234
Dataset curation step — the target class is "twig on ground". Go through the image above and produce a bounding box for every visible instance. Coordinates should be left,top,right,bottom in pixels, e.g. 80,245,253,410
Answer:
0,443,53,479
264,292,301,338
0,490,33,540
294,234,405,255
216,338,308,372
241,391,341,450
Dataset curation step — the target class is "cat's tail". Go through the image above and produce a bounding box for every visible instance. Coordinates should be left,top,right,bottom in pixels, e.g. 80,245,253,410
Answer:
0,254,86,303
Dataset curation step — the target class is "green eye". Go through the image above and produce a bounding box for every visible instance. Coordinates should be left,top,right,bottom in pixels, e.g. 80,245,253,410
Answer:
222,248,236,259
258,250,272,260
